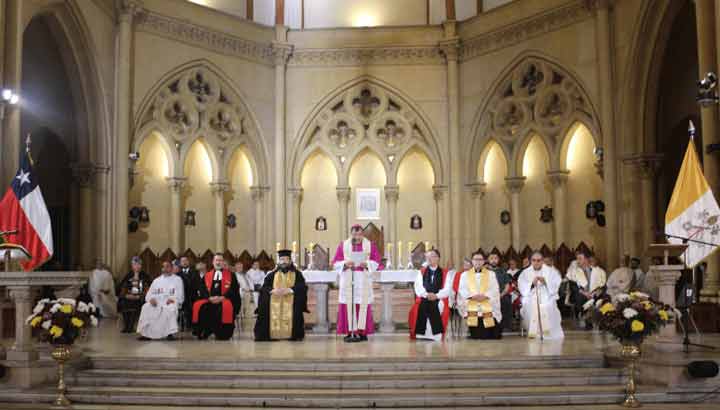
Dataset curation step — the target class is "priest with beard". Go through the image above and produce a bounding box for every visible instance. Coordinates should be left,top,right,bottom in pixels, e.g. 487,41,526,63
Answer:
254,250,309,341
409,249,452,341
192,253,241,340
518,252,564,340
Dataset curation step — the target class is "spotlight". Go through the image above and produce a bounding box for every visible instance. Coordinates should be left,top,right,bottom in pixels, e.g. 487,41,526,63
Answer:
129,152,140,161
9,94,19,105
2,89,12,101
697,72,719,107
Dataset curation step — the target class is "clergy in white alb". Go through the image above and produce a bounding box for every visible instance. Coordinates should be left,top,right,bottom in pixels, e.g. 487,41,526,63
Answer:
246,260,266,307
518,252,564,340
137,261,185,340
89,261,117,318
332,224,383,341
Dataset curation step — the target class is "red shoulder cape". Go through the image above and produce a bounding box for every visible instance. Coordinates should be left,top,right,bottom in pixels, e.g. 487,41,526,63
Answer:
409,267,450,340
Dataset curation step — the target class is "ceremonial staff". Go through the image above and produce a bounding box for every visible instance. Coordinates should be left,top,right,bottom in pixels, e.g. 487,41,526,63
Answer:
535,277,544,341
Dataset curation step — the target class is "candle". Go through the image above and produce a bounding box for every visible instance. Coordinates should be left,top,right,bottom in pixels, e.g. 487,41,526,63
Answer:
308,242,314,252
276,242,281,251
292,241,297,253
425,241,430,251
397,241,402,267
408,242,413,256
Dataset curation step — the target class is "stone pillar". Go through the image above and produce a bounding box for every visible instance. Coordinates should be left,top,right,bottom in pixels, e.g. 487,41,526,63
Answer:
312,283,330,333
288,187,303,250
636,156,662,254
440,22,463,266
595,0,620,269
337,186,351,239
210,182,230,252
166,177,186,255
698,0,720,302
467,183,486,250
113,0,142,272
73,163,97,267
251,186,268,253
1,0,22,185
384,185,399,247
271,29,293,248
505,177,526,251
7,286,37,362
380,283,396,333
547,170,569,248
433,185,450,258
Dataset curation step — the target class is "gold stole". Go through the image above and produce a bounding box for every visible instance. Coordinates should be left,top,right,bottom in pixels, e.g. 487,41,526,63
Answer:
465,268,495,328
270,271,295,339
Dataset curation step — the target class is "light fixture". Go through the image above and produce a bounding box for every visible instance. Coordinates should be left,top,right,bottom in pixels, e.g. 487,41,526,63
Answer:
0,88,20,120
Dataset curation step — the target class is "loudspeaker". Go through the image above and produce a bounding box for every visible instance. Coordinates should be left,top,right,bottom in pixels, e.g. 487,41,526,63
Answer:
687,361,719,378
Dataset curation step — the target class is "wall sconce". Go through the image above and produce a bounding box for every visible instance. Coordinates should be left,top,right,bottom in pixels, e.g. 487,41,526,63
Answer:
184,210,196,226
226,214,236,229
500,210,511,225
586,200,606,227
540,206,553,223
0,88,19,121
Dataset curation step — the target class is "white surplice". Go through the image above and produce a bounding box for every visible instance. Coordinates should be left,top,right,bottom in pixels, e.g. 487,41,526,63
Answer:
89,268,118,318
137,274,184,339
518,264,564,340
247,268,266,306
413,268,452,341
457,269,502,323
333,239,378,332
235,271,255,320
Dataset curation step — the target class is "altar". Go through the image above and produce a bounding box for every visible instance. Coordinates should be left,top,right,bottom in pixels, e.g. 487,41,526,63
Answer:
301,270,420,333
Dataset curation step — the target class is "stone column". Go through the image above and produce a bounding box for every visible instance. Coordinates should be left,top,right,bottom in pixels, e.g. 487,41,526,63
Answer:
380,283,396,333
113,0,142,272
1,0,22,185
440,22,463,265
251,186,268,253
312,283,330,333
433,185,450,257
7,286,37,362
505,177,526,251
547,170,569,248
337,186,351,239
467,183,486,251
210,182,230,252
271,29,293,248
166,177,186,255
73,163,97,267
384,185,399,248
595,0,620,269
288,187,303,250
636,156,662,254
699,0,720,302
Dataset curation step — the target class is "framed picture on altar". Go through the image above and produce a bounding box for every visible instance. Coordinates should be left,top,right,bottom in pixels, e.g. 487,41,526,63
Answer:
356,188,380,220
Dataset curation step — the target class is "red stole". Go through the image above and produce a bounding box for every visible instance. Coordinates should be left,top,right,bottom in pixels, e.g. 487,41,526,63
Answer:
408,267,450,340
192,269,234,325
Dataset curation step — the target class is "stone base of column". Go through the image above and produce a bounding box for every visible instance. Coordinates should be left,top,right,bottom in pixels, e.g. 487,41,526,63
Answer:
313,322,330,333
6,349,38,361
379,321,396,333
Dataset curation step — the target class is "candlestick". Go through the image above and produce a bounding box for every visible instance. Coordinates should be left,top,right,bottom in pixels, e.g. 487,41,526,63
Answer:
425,241,430,251
407,242,413,269
397,241,402,269
386,243,393,269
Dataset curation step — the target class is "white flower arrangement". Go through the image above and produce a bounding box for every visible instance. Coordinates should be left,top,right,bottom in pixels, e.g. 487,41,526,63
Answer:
41,320,51,330
57,298,77,306
616,293,630,302
49,303,61,314
76,301,88,313
90,316,98,327
583,299,595,310
595,299,604,308
623,308,639,319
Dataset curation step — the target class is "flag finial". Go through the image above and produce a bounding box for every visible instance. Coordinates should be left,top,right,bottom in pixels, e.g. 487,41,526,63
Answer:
689,120,696,139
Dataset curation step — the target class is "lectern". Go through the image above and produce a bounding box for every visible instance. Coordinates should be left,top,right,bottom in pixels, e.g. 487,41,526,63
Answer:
645,243,688,345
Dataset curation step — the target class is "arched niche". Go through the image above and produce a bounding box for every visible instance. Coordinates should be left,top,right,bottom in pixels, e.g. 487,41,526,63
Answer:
300,151,340,250
520,134,551,249
227,146,255,253
480,142,510,250
183,139,215,252
397,148,435,246
348,149,388,228
129,132,171,254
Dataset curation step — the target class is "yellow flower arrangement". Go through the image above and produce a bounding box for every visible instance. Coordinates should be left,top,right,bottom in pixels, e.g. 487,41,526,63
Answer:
658,310,669,321
631,320,645,332
30,316,42,327
642,301,653,310
49,325,64,338
59,305,73,314
599,303,615,315
71,317,84,328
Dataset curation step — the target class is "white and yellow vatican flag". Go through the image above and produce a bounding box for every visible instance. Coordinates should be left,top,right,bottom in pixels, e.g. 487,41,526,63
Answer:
665,121,720,267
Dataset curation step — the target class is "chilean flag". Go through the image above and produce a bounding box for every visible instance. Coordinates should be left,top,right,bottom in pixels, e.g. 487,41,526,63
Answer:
0,149,53,271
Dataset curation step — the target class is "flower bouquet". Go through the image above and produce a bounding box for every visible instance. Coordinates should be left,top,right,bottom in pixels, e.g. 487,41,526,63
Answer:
583,291,677,408
26,298,98,408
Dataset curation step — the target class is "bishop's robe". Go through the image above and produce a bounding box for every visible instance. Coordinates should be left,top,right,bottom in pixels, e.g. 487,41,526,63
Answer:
518,265,564,340
137,273,184,339
192,269,241,340
458,268,502,339
254,267,308,341
332,238,383,335
409,266,451,341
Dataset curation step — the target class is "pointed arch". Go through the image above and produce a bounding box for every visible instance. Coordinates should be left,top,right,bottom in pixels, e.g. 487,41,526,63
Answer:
559,121,598,171
467,51,602,180
227,145,256,187
133,127,181,178
181,138,218,182
347,147,389,187
515,132,551,178
299,147,342,187
133,59,269,185
289,75,445,188
477,139,510,183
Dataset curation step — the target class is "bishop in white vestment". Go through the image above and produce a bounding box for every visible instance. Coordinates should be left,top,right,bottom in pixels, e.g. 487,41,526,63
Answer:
518,252,564,340
137,261,185,340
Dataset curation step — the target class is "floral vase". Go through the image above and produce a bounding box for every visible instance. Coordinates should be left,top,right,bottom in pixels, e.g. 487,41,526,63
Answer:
50,344,71,408
620,341,642,408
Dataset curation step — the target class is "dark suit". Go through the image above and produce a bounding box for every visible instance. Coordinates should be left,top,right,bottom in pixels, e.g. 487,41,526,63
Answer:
178,267,198,329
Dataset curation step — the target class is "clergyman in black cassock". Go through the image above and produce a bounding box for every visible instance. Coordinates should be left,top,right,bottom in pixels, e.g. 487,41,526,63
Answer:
254,250,309,341
192,253,241,340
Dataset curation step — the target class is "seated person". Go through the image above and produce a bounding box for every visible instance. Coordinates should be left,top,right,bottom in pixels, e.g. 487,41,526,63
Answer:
566,251,607,328
192,253,241,340
117,256,151,333
137,260,184,341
